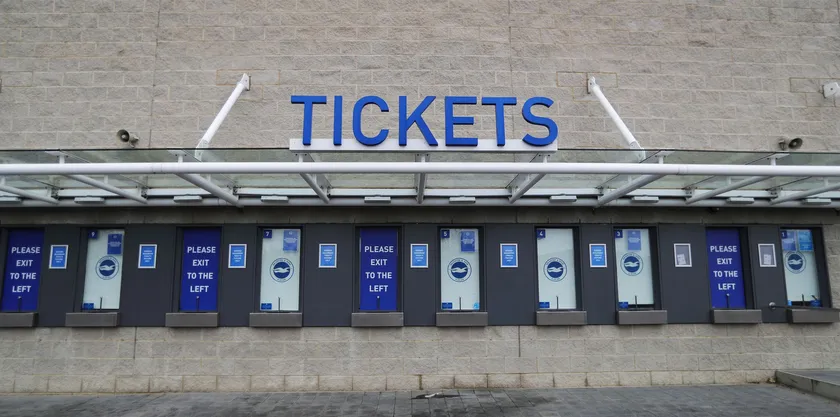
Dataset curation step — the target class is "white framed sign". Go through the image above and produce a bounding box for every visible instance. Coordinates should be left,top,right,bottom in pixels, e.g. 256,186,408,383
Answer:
589,243,607,268
758,243,777,267
228,244,247,269
500,243,518,268
138,244,157,269
673,243,692,267
319,243,337,268
410,244,428,268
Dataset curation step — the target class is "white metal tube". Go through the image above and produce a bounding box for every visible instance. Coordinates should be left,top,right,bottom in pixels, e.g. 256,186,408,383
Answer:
415,154,427,203
588,77,641,151
176,173,240,207
6,162,840,178
0,183,58,204
66,174,147,204
509,174,546,203
300,173,329,202
194,74,250,161
596,174,663,207
771,182,840,205
685,176,769,204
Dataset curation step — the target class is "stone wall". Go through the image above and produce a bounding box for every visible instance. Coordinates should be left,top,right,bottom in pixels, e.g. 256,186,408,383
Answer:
1,324,839,393
0,0,838,150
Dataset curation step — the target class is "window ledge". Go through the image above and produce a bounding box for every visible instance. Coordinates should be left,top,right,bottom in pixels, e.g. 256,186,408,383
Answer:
165,312,219,328
0,312,36,328
711,309,762,324
536,310,587,326
617,310,667,325
249,312,302,327
65,312,119,327
436,311,488,327
351,312,403,327
786,308,840,324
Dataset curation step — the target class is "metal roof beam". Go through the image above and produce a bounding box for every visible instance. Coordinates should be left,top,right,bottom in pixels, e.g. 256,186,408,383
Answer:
0,179,58,204
415,154,428,203
176,173,240,207
685,176,769,204
596,174,663,207
300,173,330,203
66,174,147,204
296,153,330,203
771,181,840,205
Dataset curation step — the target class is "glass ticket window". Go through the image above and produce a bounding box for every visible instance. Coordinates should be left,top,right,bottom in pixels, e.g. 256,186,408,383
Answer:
82,229,125,310
780,229,821,306
536,228,577,310
260,229,301,312
440,228,480,311
614,228,655,308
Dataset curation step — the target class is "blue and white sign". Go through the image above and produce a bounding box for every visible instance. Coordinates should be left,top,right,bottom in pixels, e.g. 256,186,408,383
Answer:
180,229,220,311
228,244,247,269
781,230,796,251
797,230,813,252
319,243,337,268
620,253,643,276
460,230,476,253
1,230,44,312
95,256,119,280
544,258,567,282
359,228,398,311
270,258,294,282
441,229,450,239
283,229,299,252
49,245,68,269
706,229,746,309
589,244,607,268
107,233,123,255
627,230,642,251
138,244,157,269
785,252,806,274
410,244,428,268
448,258,472,282
500,243,518,268
536,229,546,239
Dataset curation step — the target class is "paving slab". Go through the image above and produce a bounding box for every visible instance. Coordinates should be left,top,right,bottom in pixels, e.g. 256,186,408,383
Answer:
0,385,838,416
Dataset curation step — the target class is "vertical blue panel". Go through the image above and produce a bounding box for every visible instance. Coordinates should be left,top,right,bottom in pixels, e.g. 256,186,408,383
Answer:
706,229,746,309
359,228,398,311
180,229,221,311
1,230,44,311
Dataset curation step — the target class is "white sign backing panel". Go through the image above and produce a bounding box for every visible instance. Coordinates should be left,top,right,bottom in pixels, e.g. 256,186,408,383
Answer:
537,229,577,309
440,228,480,311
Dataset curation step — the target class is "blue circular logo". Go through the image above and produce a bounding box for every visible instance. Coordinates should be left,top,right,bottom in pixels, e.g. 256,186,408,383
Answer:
785,252,805,274
95,256,119,280
544,258,567,282
448,258,471,282
621,253,643,276
270,258,294,282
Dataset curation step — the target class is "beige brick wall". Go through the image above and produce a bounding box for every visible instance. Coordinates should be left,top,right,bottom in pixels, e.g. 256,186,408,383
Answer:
0,0,838,150
0,324,838,393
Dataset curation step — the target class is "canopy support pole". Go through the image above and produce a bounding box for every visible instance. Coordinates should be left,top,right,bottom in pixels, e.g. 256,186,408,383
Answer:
771,181,840,205
176,173,240,207
588,76,646,161
508,154,550,202
0,178,58,204
686,176,769,204
194,73,250,162
415,154,428,203
297,154,330,203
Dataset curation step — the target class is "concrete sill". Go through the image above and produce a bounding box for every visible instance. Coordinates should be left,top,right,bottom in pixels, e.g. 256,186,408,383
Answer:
711,309,762,324
436,312,488,327
351,312,404,327
617,310,667,325
165,312,219,328
536,310,587,326
249,312,302,327
786,308,840,324
0,312,36,328
65,312,119,327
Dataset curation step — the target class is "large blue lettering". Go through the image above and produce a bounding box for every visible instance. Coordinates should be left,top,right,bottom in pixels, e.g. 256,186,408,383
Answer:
522,97,558,146
399,96,438,146
353,95,390,146
290,95,327,145
333,95,343,146
481,96,517,146
444,96,478,146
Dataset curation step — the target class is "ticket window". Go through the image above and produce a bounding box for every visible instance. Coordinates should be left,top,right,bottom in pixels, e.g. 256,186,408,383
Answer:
537,228,578,310
81,229,125,310
780,228,822,307
614,228,656,309
440,228,481,311
358,227,399,311
706,228,749,309
179,228,221,312
1,229,45,312
259,228,301,312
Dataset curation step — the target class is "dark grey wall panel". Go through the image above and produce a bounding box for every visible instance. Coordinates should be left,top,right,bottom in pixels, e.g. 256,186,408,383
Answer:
403,224,437,326
0,229,9,308
120,225,176,326
37,226,81,327
811,228,833,308
302,224,354,326
748,226,786,323
659,225,710,323
486,224,536,325
580,224,616,325
219,225,258,326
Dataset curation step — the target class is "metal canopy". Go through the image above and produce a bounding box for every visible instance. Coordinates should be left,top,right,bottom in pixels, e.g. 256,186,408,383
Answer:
0,148,837,208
